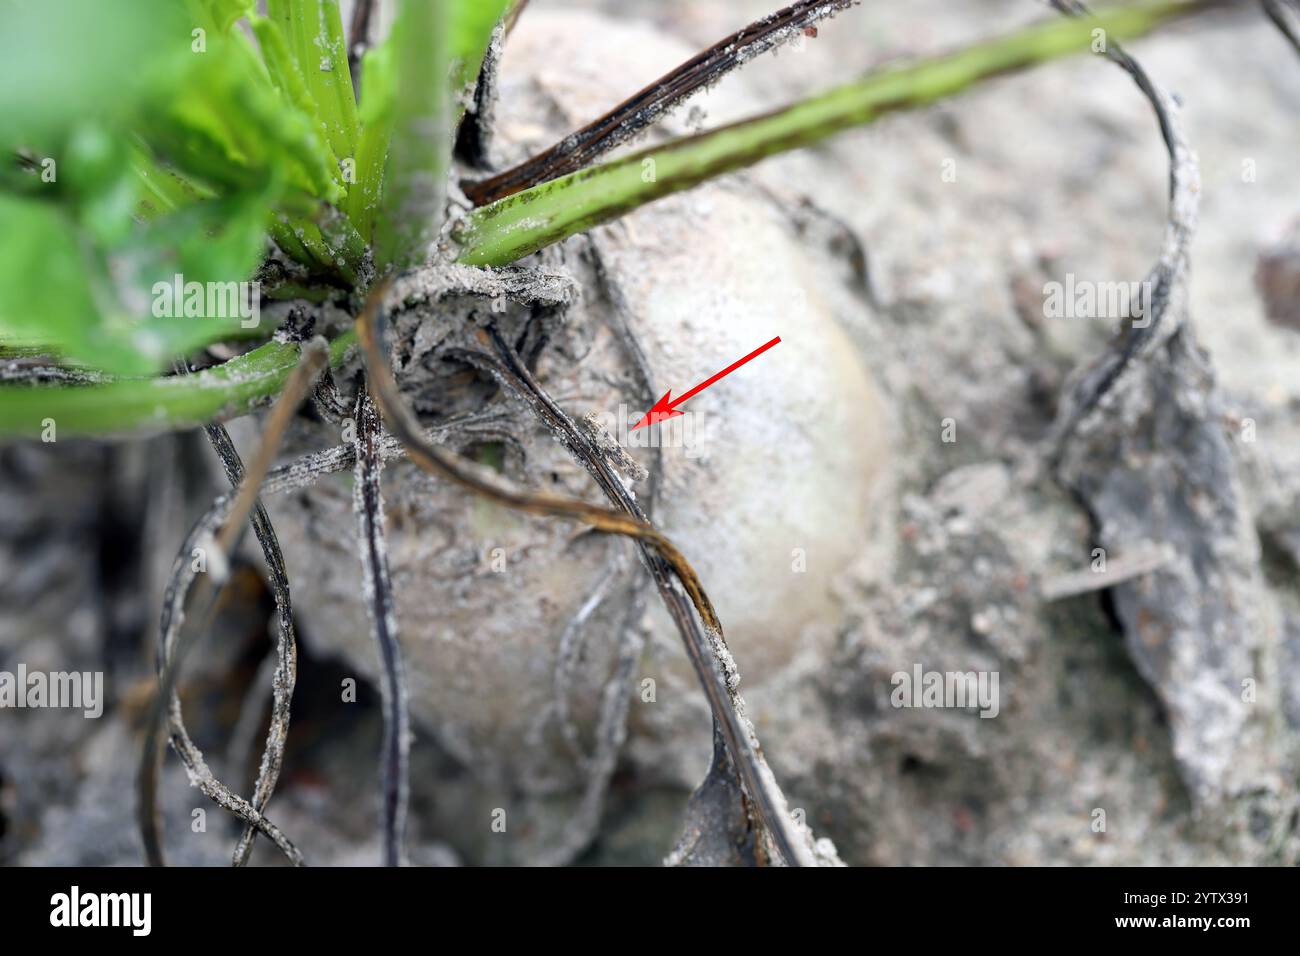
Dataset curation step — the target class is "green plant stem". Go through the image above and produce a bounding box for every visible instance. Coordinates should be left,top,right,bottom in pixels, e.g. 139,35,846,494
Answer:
266,0,359,165
347,42,396,245
0,332,355,439
453,0,1214,267
375,0,451,271
450,0,511,108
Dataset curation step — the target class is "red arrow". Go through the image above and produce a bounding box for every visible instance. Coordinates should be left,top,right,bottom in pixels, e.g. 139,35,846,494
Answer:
631,335,782,430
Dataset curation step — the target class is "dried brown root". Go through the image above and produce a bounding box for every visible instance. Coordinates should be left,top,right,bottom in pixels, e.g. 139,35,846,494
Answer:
202,423,299,868
1264,0,1300,55
347,0,376,91
352,383,410,866
138,340,327,866
151,491,304,866
1047,0,1199,450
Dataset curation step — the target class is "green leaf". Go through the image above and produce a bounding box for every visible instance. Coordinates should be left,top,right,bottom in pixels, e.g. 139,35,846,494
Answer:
144,37,342,206
0,332,356,440
191,0,256,34
347,41,397,244
450,0,511,93
265,0,360,170
0,194,138,373
0,0,189,150
0,179,278,375
118,186,282,358
371,0,506,269
0,0,367,376
250,15,329,146
130,141,213,220
375,0,452,271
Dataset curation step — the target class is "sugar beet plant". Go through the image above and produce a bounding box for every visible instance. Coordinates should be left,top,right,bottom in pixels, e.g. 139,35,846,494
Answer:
0,0,1226,865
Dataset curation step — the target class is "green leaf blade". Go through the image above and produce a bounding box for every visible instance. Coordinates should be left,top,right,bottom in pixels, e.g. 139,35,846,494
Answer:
0,333,356,440
375,0,452,272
